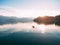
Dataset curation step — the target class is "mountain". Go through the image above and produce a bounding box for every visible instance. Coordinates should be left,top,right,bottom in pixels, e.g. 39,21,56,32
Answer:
0,15,33,25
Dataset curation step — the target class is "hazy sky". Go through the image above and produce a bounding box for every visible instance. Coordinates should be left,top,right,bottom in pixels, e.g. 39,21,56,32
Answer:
0,0,60,17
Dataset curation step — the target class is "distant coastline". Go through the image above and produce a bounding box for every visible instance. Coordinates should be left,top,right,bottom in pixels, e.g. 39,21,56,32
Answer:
33,15,60,26
0,15,60,26
0,15,33,25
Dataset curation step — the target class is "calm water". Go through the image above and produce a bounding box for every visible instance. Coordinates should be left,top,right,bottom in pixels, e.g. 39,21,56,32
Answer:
0,22,60,45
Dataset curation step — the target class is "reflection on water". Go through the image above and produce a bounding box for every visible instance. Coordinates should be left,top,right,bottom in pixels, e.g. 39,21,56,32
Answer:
38,24,46,33
0,22,60,45
0,22,60,33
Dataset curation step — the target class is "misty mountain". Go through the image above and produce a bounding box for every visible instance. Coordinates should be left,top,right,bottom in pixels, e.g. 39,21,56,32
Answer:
0,15,33,25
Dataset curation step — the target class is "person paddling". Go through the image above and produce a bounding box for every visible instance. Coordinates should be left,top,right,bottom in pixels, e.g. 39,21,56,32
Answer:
32,26,35,28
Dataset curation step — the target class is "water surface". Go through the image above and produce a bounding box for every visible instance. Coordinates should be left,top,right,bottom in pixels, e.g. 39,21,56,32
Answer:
0,22,60,45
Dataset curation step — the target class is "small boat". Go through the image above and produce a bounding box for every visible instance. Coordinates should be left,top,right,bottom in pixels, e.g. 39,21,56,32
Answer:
32,26,35,28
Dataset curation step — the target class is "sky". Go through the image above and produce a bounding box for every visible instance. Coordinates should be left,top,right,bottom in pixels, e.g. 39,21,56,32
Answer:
0,0,60,18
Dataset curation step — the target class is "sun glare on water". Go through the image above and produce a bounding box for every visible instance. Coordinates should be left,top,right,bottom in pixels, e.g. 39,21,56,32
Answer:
38,24,46,33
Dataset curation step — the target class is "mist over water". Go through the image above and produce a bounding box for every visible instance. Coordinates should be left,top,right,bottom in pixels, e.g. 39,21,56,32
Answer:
0,22,60,35
0,22,60,45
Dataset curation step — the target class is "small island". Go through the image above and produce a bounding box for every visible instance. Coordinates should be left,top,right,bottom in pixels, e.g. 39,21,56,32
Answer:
33,15,60,26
